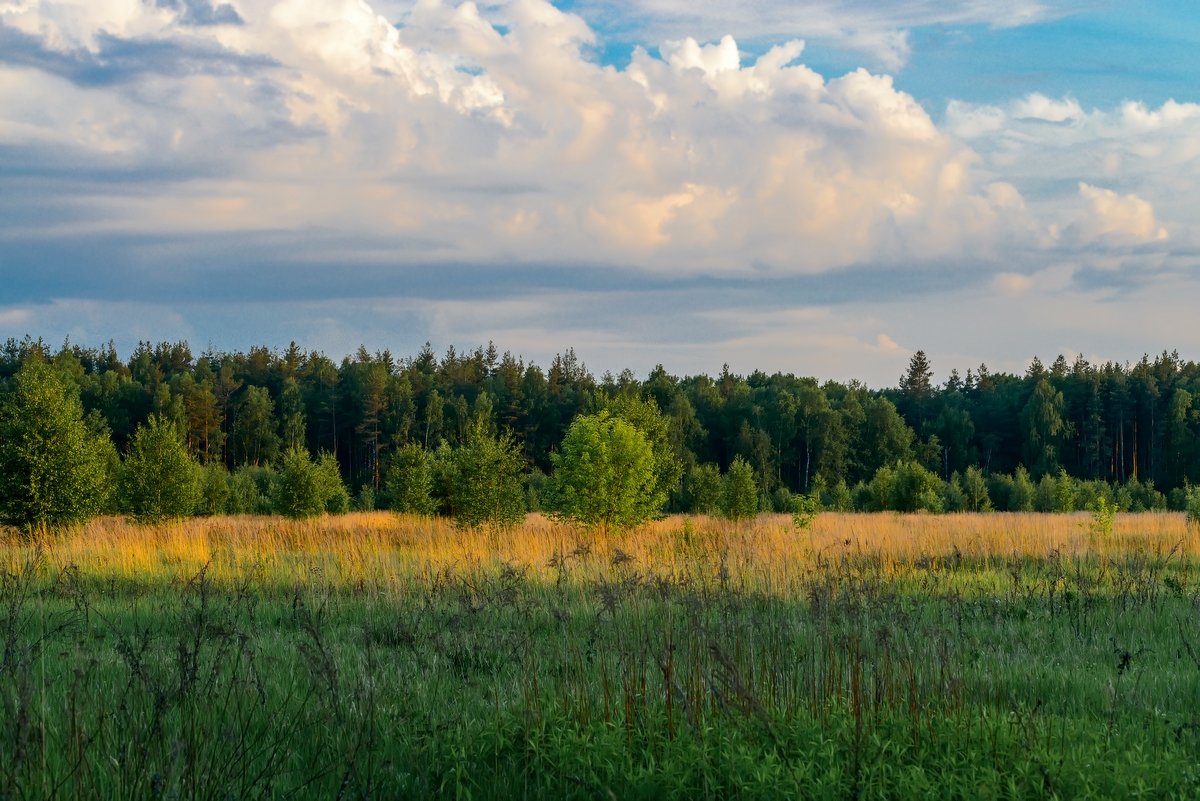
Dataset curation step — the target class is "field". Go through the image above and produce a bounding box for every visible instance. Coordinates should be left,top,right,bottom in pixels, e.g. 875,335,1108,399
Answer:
3,512,1200,799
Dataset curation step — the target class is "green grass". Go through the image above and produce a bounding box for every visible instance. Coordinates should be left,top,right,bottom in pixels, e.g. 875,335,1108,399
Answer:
2,534,1200,798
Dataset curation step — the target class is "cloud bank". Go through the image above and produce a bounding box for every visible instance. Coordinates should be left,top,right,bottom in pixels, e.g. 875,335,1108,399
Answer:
0,0,1197,384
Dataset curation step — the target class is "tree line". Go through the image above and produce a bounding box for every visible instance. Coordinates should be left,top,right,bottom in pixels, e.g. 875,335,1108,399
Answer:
2,336,1200,530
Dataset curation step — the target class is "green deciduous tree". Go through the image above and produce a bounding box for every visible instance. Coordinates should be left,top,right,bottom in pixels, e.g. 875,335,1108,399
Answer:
962,465,992,512
273,447,349,519
684,463,722,514
445,420,525,531
383,444,436,515
118,414,203,522
721,456,759,521
0,359,114,532
599,395,683,510
198,462,231,516
549,411,662,535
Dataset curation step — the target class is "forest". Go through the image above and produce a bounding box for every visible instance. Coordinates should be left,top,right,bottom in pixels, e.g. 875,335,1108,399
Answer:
2,335,1199,523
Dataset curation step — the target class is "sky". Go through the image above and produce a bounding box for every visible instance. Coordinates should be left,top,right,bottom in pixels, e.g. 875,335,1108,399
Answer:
1,0,1198,386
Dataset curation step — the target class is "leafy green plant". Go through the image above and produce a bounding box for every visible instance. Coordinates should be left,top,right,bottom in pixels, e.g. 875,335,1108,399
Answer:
720,456,759,521
1088,496,1116,538
549,411,663,535
118,414,203,523
1186,486,1200,530
791,493,821,531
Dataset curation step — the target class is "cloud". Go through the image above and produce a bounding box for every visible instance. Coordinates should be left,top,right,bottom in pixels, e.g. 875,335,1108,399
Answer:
947,93,1196,266
1075,183,1168,244
875,333,903,352
1012,93,1083,123
2,0,1200,383
1,0,1039,279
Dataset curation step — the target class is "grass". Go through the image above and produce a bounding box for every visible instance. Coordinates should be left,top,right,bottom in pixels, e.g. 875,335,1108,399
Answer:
2,512,1199,798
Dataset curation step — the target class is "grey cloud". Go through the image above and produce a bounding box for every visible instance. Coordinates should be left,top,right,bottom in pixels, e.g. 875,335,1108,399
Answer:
0,23,274,88
155,0,244,27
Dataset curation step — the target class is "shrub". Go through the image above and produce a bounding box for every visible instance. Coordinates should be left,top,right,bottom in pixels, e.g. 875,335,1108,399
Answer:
118,414,203,523
272,448,347,519
228,465,276,515
1088,496,1116,538
720,457,759,521
684,463,723,515
791,493,821,530
384,444,436,516
198,462,231,516
446,420,526,531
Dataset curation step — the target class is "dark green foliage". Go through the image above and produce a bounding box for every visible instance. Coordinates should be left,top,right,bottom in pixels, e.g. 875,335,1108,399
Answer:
962,465,992,512
232,385,279,466
720,456,759,521
0,359,113,531
354,485,375,512
1186,486,1200,527
597,394,683,508
1010,465,1036,511
943,472,967,512
5,337,1200,519
198,462,231,516
273,447,326,519
318,452,350,513
383,444,436,516
549,411,662,534
865,461,944,513
227,465,275,514
118,414,203,522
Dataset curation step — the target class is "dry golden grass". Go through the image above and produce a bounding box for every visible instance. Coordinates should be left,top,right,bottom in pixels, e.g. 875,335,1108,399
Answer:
3,511,1196,593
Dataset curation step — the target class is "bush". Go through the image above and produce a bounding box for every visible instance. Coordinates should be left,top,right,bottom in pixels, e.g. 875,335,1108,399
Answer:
354,486,375,512
791,493,821,530
1088,496,1116,538
198,462,231,516
684,463,722,515
273,447,327,519
1186,486,1200,529
384,444,436,516
962,466,992,512
823,479,853,512
943,473,967,512
228,465,276,515
446,421,526,532
524,468,549,512
317,452,350,513
271,448,348,519
870,461,943,513
720,457,759,521
1010,466,1036,512
118,414,203,523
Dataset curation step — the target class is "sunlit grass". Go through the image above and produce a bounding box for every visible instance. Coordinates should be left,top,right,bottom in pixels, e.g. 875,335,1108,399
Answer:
5,511,1196,593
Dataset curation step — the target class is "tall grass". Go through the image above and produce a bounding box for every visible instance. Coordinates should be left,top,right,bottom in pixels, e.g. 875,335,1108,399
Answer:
1,512,1198,798
5,511,1196,590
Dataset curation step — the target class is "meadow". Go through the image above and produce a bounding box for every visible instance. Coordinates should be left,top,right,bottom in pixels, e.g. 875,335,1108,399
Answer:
2,512,1200,799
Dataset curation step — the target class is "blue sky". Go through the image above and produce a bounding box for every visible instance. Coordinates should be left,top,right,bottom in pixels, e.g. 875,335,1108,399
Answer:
1,0,1199,385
